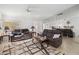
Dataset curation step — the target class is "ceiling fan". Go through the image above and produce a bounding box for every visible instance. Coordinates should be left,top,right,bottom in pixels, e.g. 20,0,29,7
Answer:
26,6,31,13
25,5,37,13
26,8,31,12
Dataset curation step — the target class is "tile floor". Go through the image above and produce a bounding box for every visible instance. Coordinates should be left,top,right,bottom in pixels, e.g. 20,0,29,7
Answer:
0,36,79,55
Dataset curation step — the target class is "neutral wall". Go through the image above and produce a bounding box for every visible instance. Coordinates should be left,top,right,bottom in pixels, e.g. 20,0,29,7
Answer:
16,18,43,33
43,5,79,37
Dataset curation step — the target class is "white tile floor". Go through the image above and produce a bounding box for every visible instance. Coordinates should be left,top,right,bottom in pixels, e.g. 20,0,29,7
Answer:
61,37,79,55
0,37,79,55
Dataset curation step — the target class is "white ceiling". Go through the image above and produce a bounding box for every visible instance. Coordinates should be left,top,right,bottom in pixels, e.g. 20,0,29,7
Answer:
0,4,76,21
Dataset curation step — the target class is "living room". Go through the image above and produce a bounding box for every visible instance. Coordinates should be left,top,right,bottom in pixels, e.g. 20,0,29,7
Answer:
0,4,79,55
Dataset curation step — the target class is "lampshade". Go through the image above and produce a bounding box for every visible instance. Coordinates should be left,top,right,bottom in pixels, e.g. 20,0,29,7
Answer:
31,26,35,29
67,21,70,24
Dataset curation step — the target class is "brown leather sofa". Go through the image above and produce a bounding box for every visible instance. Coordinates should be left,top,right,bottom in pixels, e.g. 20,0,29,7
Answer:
11,29,32,42
41,29,62,48
57,29,74,37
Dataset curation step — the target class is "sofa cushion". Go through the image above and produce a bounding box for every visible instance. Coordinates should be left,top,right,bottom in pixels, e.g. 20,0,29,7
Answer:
53,34,60,39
